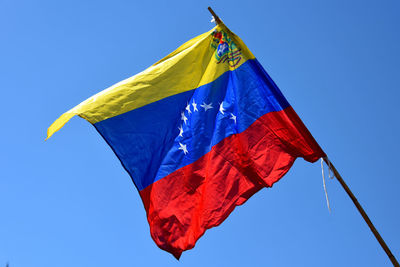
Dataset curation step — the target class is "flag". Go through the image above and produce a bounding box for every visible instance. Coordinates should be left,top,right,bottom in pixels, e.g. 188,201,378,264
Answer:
47,23,325,258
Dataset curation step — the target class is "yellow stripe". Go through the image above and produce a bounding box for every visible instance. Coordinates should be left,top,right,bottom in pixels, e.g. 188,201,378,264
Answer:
47,23,255,139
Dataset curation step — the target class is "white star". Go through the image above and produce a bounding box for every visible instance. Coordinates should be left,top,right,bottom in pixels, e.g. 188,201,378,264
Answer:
219,102,225,115
181,111,188,124
192,100,198,112
200,102,213,111
178,142,188,154
186,103,192,114
178,125,183,137
230,113,237,124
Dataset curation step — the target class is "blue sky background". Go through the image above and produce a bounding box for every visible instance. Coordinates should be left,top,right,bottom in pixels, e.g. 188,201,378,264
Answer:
1,0,399,266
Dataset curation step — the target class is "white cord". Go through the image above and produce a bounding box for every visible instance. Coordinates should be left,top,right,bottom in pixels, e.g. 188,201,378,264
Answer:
321,158,332,213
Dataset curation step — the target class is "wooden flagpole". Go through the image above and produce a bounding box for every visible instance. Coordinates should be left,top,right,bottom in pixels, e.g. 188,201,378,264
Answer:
323,157,399,267
208,7,222,25
207,6,399,266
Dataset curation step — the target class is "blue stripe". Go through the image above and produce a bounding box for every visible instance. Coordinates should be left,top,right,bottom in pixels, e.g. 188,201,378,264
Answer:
94,59,290,190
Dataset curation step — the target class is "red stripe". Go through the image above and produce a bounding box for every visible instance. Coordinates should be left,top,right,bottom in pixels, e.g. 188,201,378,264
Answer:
139,107,324,258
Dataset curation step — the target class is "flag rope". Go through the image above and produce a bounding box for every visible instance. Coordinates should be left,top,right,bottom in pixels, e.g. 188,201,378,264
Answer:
321,158,331,212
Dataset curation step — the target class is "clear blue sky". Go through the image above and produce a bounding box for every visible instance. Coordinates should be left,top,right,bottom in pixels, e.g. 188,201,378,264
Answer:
1,0,399,266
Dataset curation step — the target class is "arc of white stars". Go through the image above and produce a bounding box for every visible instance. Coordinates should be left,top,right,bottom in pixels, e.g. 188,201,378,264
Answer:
201,102,213,111
192,100,198,112
178,142,188,154
181,111,188,124
186,103,192,114
178,125,183,137
219,102,225,115
230,113,237,124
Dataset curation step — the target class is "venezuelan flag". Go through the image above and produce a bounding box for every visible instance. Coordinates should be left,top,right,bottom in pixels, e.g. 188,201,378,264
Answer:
47,23,325,258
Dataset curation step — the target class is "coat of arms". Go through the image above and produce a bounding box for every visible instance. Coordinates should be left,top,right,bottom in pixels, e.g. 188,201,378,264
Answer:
211,30,242,67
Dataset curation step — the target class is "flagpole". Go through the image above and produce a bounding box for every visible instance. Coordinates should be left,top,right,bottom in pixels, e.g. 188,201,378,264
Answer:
323,157,399,267
208,7,222,25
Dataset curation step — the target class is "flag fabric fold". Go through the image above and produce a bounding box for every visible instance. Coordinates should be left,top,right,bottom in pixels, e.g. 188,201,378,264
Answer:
47,23,325,258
